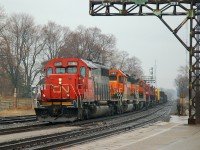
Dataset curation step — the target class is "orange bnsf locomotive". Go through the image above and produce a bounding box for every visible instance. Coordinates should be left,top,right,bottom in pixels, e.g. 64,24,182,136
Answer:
35,58,167,122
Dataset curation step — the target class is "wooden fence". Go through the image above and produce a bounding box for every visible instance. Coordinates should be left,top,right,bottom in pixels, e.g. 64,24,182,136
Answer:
0,97,35,111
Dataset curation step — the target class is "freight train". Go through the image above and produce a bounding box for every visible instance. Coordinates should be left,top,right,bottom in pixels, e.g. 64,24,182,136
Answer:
35,58,167,122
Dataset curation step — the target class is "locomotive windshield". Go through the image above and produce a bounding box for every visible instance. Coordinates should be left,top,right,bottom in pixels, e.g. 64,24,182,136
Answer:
47,67,53,75
67,67,77,74
56,68,65,74
80,67,86,77
109,75,117,81
55,67,77,74
119,76,124,83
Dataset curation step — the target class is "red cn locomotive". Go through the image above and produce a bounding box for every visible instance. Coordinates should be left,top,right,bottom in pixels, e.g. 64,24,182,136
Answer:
35,58,110,122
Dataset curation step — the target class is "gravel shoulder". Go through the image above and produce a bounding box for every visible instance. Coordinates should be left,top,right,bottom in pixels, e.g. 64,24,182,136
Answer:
0,126,81,144
0,109,35,117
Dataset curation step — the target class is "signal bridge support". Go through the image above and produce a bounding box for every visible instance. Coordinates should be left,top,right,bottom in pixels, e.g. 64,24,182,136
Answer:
89,0,200,124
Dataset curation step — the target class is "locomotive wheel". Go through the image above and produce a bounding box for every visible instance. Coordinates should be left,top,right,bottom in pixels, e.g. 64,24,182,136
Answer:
84,109,90,120
116,106,123,114
134,103,139,111
144,102,149,110
107,106,114,116
110,106,115,116
78,109,84,120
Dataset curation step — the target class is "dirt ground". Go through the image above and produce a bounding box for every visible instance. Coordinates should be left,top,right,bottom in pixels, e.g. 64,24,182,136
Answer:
0,109,35,117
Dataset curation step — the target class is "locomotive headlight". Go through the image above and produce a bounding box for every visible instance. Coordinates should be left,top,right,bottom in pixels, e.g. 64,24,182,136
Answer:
59,78,62,85
66,94,69,97
43,94,46,97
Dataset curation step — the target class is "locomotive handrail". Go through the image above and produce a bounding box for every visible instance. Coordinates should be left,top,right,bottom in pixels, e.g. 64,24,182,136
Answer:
76,86,81,100
112,87,122,100
36,100,41,107
69,84,79,101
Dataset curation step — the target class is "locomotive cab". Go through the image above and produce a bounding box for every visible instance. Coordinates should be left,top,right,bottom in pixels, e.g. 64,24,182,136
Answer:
35,58,94,122
109,70,127,99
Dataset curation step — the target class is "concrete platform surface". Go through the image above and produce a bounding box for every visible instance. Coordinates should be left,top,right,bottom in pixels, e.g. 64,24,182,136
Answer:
65,115,200,150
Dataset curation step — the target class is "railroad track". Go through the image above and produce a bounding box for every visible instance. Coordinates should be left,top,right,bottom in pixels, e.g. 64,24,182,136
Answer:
0,102,171,150
0,122,50,135
0,115,36,124
0,102,163,135
0,106,143,135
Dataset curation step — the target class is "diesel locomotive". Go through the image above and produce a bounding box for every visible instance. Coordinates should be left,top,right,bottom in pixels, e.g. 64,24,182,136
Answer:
35,58,167,122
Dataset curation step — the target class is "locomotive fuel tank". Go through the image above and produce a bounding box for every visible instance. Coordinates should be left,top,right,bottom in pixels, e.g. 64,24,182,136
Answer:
124,104,134,112
89,105,110,118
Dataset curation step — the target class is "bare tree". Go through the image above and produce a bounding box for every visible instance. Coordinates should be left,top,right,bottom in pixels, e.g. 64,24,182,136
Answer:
21,25,46,96
174,65,189,98
42,21,71,60
62,26,100,59
118,51,129,70
0,6,5,32
0,13,44,97
97,33,116,64
0,13,32,95
0,6,7,96
61,26,116,64
62,28,85,58
124,56,144,78
107,50,121,69
84,26,103,61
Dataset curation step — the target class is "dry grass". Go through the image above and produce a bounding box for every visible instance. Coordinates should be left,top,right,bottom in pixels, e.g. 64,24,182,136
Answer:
0,108,35,117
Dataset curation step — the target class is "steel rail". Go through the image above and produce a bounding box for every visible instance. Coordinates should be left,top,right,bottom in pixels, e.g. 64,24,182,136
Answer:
0,115,36,124
0,123,50,135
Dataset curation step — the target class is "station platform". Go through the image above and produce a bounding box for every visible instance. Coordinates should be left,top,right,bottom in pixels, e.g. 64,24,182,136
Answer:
66,115,200,150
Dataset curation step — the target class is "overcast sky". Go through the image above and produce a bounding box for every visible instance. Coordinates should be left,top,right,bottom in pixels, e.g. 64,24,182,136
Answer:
0,0,189,89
